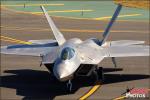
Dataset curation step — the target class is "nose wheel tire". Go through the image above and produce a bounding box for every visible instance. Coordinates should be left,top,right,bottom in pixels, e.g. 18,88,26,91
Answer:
66,80,72,92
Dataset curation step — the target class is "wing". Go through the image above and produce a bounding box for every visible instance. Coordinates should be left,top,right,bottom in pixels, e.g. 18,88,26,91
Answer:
103,45,149,57
77,40,149,64
28,39,57,44
102,40,145,47
1,40,58,57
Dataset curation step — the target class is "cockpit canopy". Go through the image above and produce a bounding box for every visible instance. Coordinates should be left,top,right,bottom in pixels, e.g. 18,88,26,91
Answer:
60,47,75,60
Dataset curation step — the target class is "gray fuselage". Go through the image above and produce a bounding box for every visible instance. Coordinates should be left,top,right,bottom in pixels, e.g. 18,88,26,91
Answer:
52,38,100,81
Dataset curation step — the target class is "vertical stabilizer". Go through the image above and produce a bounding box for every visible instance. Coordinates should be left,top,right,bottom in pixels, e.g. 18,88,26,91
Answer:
101,4,122,45
41,6,66,45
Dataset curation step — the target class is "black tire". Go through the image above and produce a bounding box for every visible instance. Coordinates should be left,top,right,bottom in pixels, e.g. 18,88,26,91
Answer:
90,65,98,81
97,67,104,82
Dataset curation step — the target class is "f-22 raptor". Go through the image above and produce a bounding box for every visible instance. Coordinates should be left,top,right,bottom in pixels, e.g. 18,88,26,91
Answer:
1,5,149,92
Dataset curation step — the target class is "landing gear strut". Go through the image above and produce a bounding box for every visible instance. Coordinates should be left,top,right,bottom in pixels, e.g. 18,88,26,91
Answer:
112,57,117,68
66,80,72,92
93,66,104,82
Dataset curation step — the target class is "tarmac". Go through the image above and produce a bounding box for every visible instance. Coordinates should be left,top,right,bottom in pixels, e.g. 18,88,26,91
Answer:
0,6,150,100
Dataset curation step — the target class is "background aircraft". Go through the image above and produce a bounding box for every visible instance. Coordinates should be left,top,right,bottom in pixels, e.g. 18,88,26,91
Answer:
1,4,149,92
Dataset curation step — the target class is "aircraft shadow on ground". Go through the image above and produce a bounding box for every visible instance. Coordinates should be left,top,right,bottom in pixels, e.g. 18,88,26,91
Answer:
0,68,149,100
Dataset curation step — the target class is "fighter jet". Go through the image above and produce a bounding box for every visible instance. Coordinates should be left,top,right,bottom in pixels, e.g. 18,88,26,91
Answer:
1,5,149,92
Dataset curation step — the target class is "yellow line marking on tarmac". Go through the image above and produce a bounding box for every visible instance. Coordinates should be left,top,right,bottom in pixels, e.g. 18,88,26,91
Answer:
54,14,141,20
1,26,148,33
1,6,92,15
32,12,141,18
1,6,39,15
60,29,148,33
79,82,101,100
1,35,32,44
94,14,142,20
32,10,93,14
50,13,142,21
1,4,64,7
113,95,126,100
1,38,29,44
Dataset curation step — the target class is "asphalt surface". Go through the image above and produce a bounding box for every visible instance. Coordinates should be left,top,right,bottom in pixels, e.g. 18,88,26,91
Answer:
0,7,150,100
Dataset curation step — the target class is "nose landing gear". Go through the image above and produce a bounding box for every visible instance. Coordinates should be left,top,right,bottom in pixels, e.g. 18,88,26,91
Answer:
66,80,72,92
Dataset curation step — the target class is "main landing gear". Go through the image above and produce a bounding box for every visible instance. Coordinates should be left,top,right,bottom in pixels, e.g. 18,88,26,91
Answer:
92,66,104,82
66,80,72,92
65,65,104,92
112,57,117,68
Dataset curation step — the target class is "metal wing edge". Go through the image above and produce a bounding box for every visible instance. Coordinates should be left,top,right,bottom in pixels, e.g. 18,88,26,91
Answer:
103,45,150,57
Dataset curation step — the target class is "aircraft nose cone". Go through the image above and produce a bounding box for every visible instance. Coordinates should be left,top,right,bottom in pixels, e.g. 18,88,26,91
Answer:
53,65,68,81
56,69,66,79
